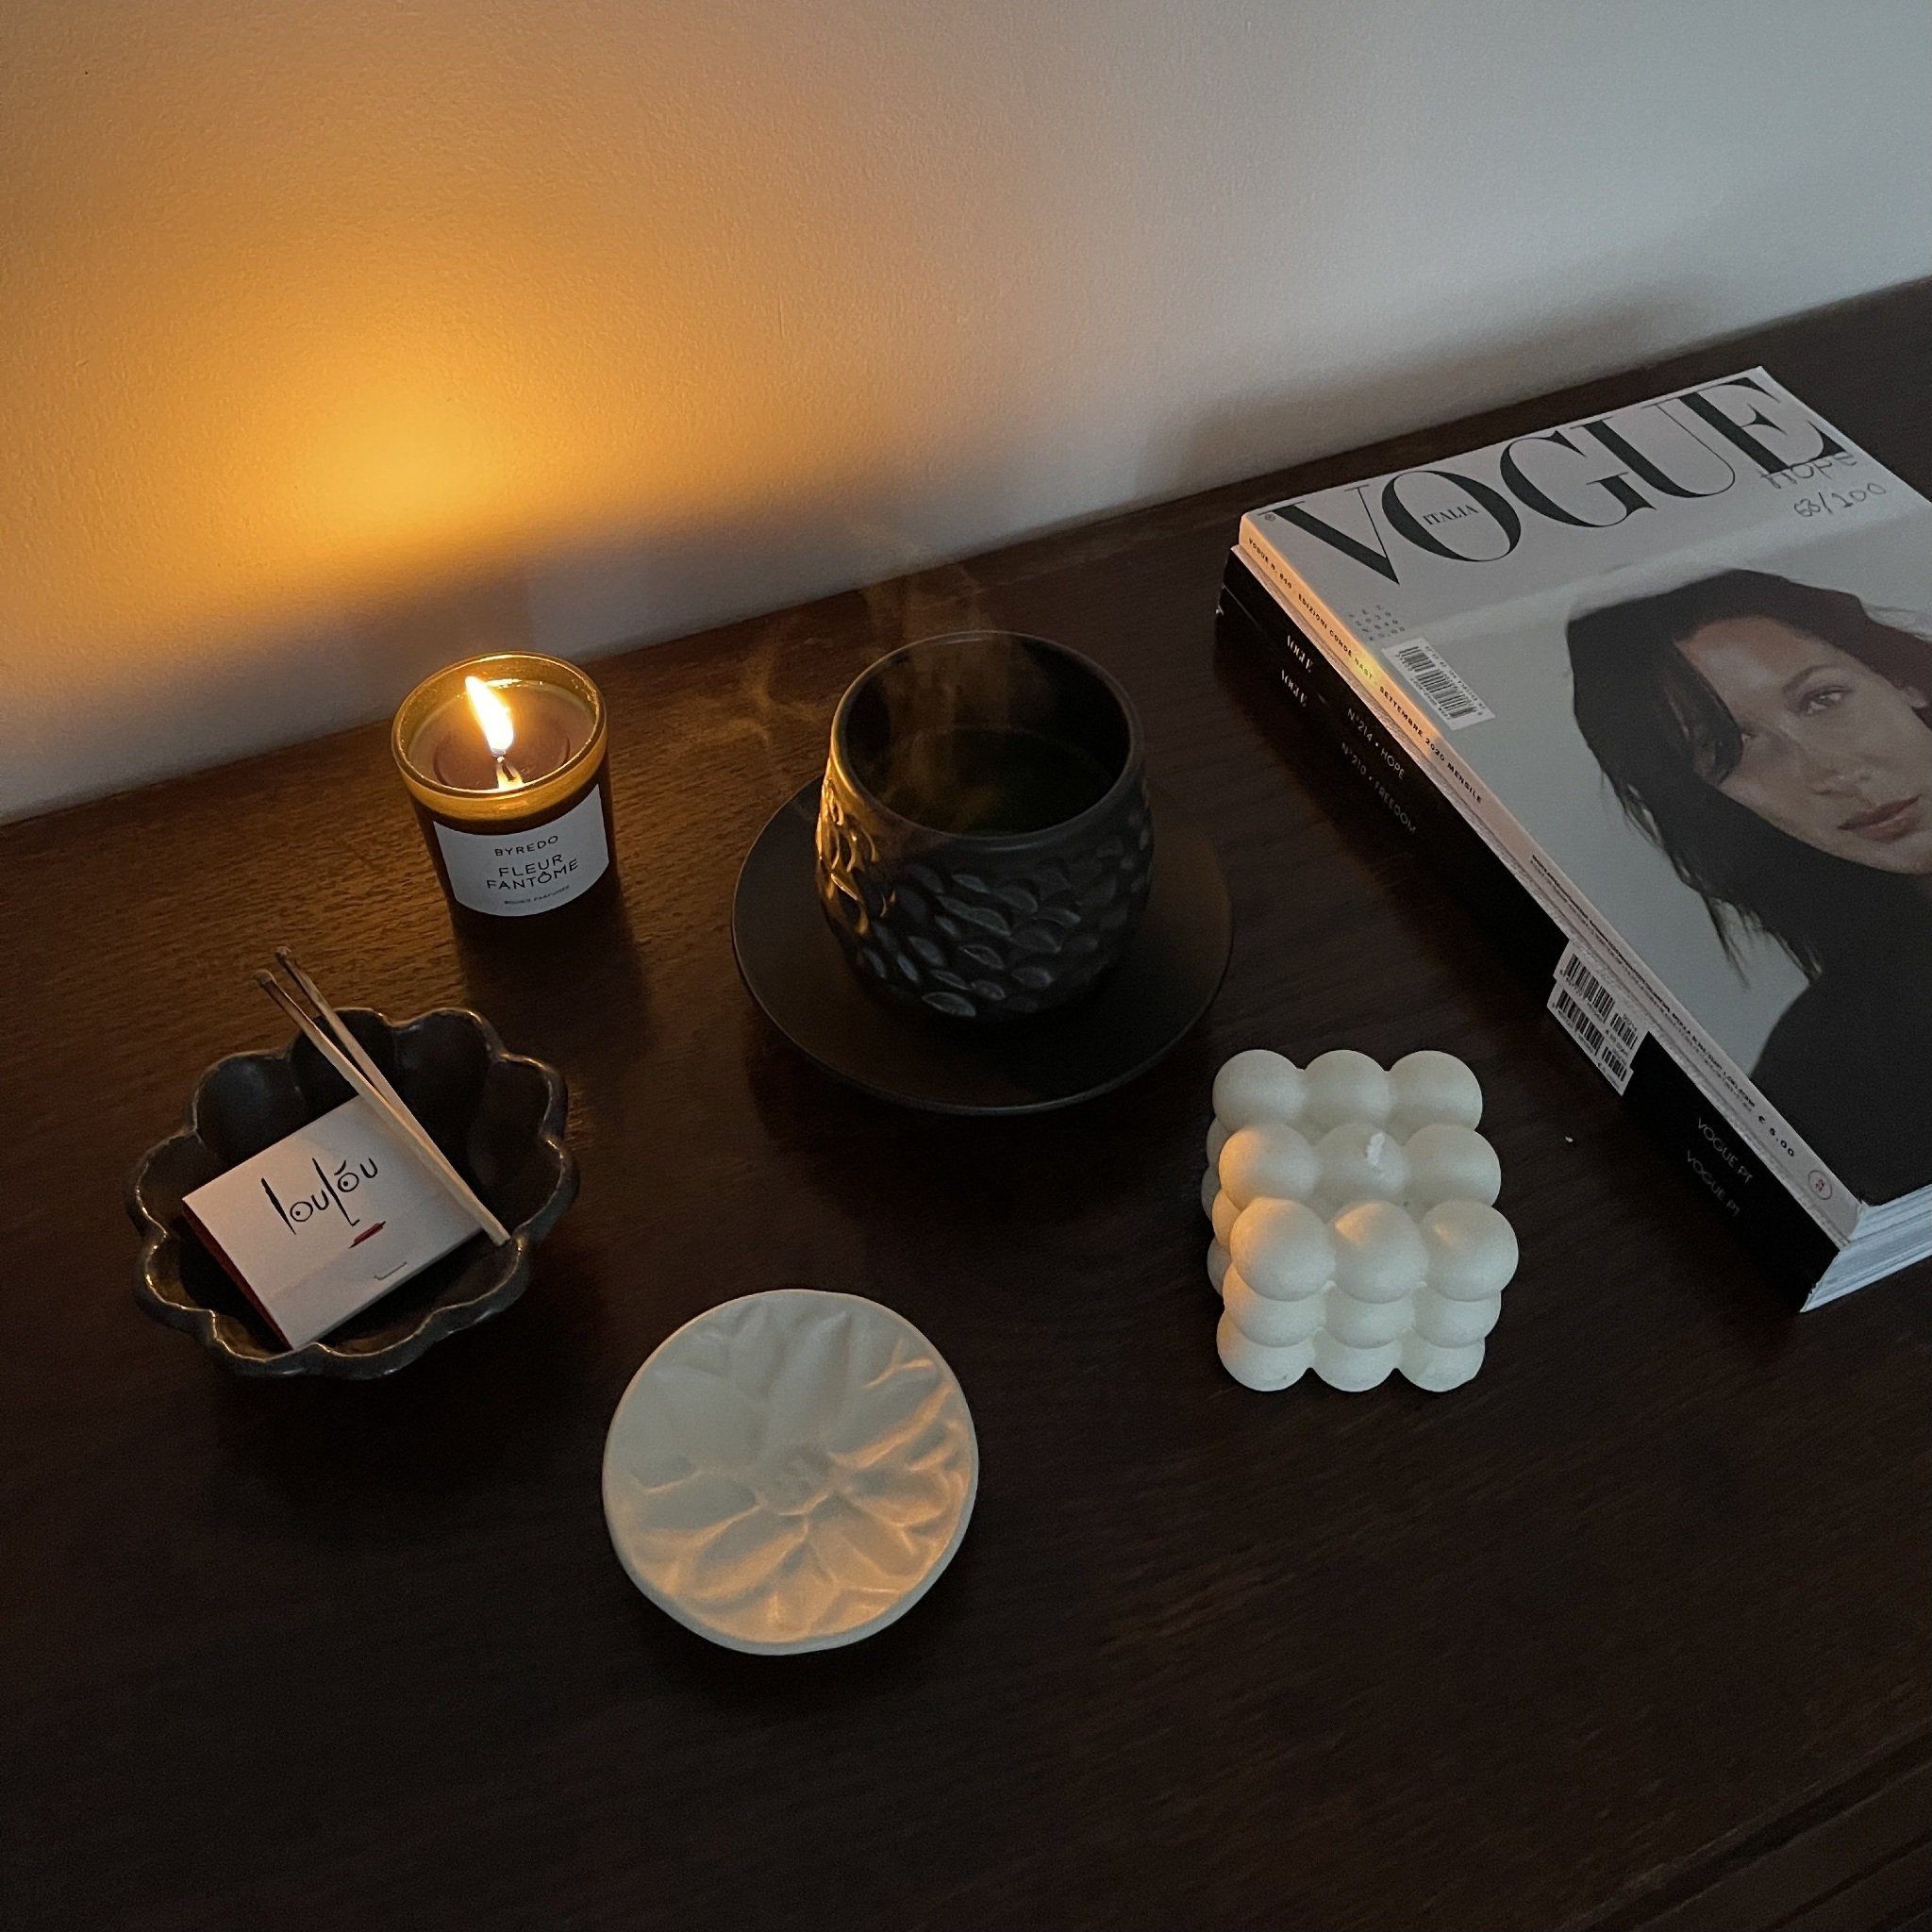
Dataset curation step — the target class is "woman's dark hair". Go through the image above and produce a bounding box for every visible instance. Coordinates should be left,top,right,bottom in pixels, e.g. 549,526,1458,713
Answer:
1568,568,1932,975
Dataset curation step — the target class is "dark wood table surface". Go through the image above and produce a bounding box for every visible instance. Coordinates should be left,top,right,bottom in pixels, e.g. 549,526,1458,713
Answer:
8,283,1932,1932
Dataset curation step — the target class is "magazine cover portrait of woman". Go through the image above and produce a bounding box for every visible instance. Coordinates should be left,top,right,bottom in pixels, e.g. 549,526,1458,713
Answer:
1570,567,1932,1201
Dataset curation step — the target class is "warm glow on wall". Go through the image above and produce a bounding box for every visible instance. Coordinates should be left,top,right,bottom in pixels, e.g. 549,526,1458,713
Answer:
4,0,1058,816
297,383,523,570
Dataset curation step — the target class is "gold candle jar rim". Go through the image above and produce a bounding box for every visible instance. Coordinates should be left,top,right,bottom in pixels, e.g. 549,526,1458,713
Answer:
391,652,608,818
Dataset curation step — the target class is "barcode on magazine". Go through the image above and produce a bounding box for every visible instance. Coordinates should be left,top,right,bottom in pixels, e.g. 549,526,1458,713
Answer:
1547,943,1646,1093
1385,638,1494,729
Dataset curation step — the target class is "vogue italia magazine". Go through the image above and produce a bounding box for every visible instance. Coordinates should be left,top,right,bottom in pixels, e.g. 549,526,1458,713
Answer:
1218,370,1932,1305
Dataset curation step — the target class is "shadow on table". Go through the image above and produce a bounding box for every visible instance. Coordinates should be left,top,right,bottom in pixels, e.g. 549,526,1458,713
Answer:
739,981,1222,1314
196,1211,612,1538
616,1518,986,1707
448,889,656,1148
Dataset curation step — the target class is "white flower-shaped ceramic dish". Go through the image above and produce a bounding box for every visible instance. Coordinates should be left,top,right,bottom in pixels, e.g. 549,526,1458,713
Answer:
602,1290,978,1654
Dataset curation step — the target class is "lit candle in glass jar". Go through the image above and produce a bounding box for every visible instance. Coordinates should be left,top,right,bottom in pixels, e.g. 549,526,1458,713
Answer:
391,653,615,919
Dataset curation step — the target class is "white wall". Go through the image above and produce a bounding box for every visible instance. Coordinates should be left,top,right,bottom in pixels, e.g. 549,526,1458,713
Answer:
6,0,1929,819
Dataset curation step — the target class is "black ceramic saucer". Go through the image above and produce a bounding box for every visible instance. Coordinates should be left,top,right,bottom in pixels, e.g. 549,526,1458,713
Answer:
733,781,1231,1114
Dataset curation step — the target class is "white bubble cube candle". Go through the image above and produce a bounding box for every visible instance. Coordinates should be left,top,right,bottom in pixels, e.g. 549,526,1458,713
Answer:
1204,1049,1517,1393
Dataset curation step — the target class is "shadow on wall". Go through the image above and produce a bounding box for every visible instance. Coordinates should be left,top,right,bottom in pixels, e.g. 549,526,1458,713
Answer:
1150,291,1722,512
17,455,1035,824
25,288,1721,825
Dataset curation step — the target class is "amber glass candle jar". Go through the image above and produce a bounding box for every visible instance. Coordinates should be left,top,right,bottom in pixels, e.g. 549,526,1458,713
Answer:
391,653,615,920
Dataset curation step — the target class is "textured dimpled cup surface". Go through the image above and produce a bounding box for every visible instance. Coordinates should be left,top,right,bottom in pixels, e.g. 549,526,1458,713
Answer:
815,632,1154,1023
602,1290,978,1655
1203,1048,1518,1393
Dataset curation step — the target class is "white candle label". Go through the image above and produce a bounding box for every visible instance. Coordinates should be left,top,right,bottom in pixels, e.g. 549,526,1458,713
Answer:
435,785,609,916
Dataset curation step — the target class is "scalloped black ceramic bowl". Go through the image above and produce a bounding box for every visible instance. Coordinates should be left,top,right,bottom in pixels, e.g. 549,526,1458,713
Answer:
127,1007,576,1378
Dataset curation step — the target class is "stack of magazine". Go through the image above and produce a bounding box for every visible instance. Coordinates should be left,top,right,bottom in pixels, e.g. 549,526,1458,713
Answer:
1218,370,1932,1306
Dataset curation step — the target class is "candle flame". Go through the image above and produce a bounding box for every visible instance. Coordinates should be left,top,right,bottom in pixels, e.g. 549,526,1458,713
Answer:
464,675,517,759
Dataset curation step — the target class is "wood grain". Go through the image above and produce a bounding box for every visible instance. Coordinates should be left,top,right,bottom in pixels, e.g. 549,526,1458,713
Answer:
5,283,1931,1932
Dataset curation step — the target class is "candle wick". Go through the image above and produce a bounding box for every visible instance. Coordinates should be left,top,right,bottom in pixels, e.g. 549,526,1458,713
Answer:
494,756,525,791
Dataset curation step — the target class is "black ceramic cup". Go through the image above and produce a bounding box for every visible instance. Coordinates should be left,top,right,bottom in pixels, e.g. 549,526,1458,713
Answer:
815,631,1154,1023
